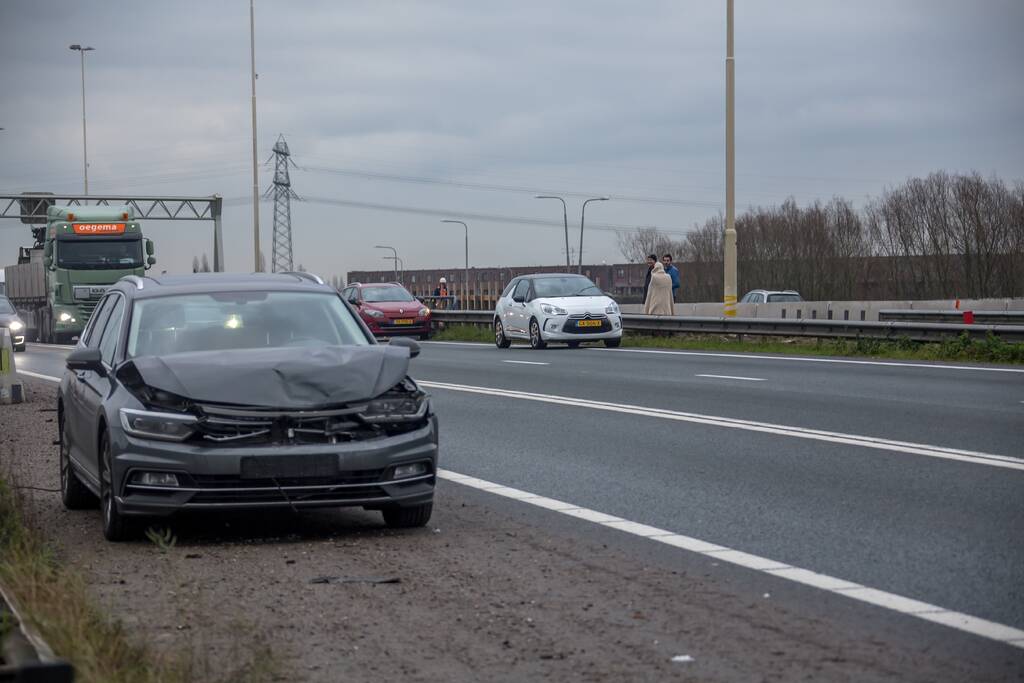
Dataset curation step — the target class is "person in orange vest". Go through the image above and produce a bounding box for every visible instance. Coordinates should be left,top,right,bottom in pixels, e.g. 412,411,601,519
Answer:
433,277,450,309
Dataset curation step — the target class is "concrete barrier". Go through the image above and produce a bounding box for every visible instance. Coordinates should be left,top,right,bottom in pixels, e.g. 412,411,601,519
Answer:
1,328,26,404
620,298,1024,321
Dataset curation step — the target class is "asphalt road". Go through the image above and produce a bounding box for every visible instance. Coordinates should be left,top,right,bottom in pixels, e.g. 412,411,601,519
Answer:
14,341,1024,655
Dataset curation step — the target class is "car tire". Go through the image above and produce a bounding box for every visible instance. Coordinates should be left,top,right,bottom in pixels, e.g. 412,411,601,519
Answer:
529,319,547,350
99,431,134,542
567,341,581,349
604,337,622,348
59,411,96,510
15,345,26,353
494,319,511,348
382,502,433,528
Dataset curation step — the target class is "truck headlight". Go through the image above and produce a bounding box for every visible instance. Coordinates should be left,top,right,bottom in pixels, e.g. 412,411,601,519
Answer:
58,312,75,322
541,304,567,315
8,321,23,332
120,408,197,442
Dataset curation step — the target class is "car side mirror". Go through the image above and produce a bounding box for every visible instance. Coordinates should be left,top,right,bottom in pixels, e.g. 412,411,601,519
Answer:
66,347,105,375
512,294,525,304
389,336,420,358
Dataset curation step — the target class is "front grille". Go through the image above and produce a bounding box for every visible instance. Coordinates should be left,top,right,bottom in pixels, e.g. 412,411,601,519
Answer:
562,315,611,334
77,300,99,322
191,402,424,446
191,469,387,488
188,484,389,506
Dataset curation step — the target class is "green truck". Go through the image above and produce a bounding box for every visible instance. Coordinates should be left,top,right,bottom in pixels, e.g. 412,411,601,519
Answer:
3,205,155,343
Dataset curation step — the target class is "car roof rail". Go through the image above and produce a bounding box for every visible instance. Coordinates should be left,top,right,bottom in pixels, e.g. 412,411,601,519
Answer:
120,275,146,290
281,271,325,285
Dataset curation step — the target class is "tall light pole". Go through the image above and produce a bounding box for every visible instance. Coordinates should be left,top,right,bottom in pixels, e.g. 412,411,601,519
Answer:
441,220,469,309
579,197,609,275
69,44,94,195
249,0,261,271
375,245,398,281
534,195,570,269
723,0,737,316
382,255,404,282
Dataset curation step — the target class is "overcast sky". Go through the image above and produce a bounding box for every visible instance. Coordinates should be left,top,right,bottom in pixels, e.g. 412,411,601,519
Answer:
1,0,1022,281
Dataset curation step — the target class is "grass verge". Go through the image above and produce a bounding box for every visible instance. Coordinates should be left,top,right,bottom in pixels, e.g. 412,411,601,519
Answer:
0,473,279,683
431,324,1024,364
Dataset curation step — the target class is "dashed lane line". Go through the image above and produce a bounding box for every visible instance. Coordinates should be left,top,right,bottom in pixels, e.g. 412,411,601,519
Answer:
696,374,765,381
437,469,1024,650
502,360,550,366
419,380,1024,471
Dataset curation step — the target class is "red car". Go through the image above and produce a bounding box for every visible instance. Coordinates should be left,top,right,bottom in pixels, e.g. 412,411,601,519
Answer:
342,282,432,340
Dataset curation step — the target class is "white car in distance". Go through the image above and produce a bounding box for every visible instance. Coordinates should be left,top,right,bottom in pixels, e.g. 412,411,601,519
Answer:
494,273,623,350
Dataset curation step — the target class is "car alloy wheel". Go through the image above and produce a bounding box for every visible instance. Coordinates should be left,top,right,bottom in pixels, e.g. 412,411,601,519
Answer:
604,337,622,348
100,432,133,542
495,319,511,348
529,319,546,350
59,411,95,510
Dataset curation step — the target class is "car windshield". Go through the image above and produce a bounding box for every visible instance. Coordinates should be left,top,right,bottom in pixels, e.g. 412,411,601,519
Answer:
0,299,14,315
532,276,602,298
361,286,416,303
126,291,369,357
57,239,143,269
767,293,802,302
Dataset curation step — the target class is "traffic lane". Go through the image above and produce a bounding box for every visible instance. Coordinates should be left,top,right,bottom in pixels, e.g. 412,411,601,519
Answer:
15,344,70,379
417,342,1024,457
432,386,1024,629
11,379,1018,682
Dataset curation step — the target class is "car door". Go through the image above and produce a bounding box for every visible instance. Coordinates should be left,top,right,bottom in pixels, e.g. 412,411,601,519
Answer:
65,294,115,472
508,279,531,336
78,293,125,476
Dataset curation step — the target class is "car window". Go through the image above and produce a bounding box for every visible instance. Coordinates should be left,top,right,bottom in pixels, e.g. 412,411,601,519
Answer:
501,280,518,298
0,298,14,315
83,295,115,348
127,291,370,357
531,276,601,298
512,280,530,301
98,295,125,366
361,285,415,303
754,293,765,303
767,293,801,303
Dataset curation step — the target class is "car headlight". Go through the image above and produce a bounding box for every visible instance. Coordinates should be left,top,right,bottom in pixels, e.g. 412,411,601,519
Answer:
119,408,197,442
541,304,568,315
419,307,430,317
365,309,385,319
605,303,620,315
361,384,428,423
58,312,75,322
8,321,23,332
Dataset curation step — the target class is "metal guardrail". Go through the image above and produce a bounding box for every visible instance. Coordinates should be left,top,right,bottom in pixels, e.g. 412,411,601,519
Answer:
878,309,1024,325
431,311,1024,343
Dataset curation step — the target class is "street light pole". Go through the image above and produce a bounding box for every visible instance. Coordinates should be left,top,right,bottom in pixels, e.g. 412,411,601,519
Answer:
375,245,398,281
579,197,609,275
441,220,469,309
534,195,570,269
69,44,94,195
384,255,405,282
250,0,261,272
723,0,738,316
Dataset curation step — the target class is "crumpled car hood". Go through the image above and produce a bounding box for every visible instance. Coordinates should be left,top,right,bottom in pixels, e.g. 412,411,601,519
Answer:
125,345,411,409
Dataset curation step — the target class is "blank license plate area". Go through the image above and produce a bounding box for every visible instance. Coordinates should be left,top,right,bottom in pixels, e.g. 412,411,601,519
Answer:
577,319,602,327
240,454,338,479
393,319,415,325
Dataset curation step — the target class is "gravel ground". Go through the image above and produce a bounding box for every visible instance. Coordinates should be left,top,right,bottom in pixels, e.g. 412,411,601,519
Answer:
2,379,1021,682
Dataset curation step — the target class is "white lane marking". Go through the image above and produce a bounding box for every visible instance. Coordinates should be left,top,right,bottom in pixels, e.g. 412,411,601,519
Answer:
420,380,1024,471
502,360,550,366
590,347,1024,374
696,374,765,382
438,468,1024,649
17,370,61,383
26,343,77,351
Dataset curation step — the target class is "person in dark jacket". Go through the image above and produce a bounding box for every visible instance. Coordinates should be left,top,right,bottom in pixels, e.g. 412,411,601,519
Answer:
662,253,680,302
641,254,657,303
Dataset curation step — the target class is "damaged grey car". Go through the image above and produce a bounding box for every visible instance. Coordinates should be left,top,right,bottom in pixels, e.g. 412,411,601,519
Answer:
57,273,438,541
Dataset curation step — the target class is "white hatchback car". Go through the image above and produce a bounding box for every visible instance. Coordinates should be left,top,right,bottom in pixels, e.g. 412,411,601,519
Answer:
494,273,623,349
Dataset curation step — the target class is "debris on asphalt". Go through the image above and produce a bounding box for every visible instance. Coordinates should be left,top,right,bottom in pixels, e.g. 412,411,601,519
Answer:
309,576,402,585
671,655,695,663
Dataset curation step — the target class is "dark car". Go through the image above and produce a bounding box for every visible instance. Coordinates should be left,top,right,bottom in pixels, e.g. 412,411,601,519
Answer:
58,272,438,541
0,295,27,351
341,282,432,340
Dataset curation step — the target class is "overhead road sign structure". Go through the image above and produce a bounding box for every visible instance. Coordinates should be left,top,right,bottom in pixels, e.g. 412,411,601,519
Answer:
0,194,225,272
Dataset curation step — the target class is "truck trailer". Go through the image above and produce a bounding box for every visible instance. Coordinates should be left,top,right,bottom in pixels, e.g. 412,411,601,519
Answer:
3,205,155,343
